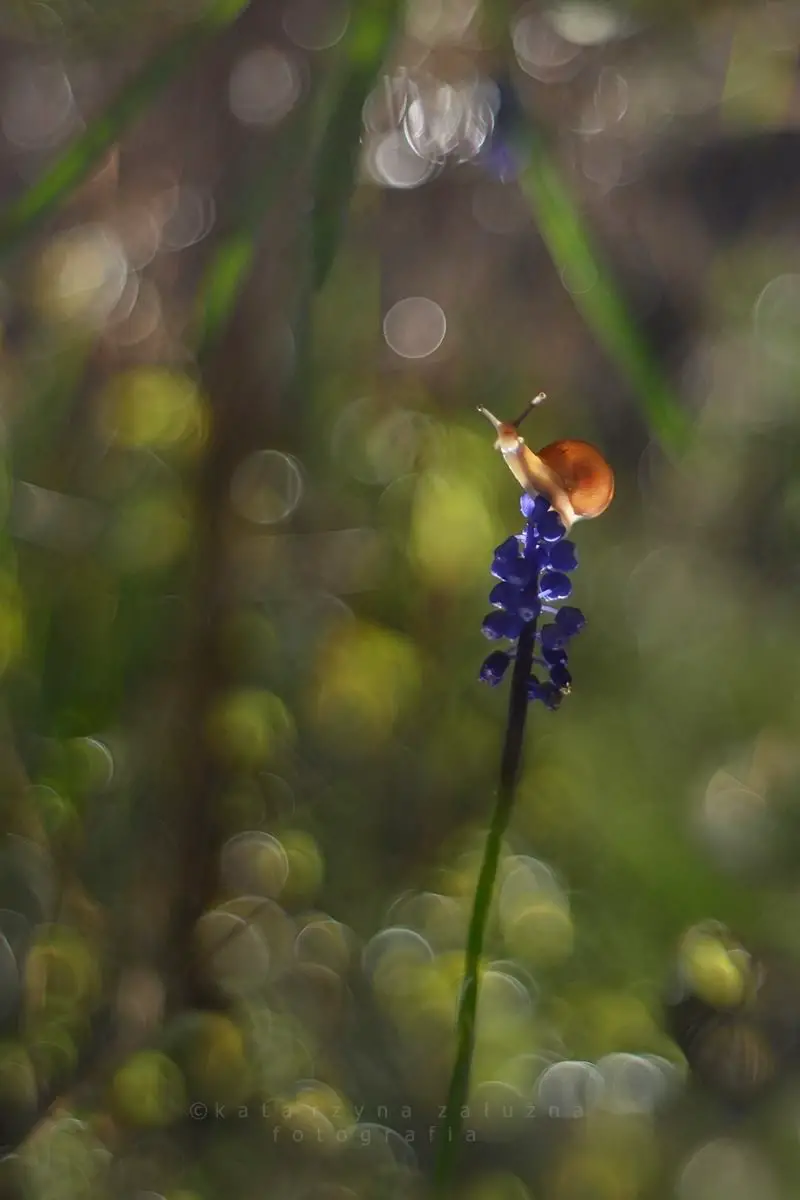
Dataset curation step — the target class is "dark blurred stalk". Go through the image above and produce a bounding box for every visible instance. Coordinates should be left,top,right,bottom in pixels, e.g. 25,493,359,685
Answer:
168,0,403,1008
0,0,250,263
434,619,537,1194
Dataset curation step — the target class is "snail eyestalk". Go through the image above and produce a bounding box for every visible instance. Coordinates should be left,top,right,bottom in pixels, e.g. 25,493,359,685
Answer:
511,391,546,429
477,392,546,440
476,406,502,432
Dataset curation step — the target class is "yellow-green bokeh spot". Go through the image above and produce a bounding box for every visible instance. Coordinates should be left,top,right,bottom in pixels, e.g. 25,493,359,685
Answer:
679,932,748,1009
435,950,489,1005
549,1144,649,1200
0,1042,37,1109
410,471,494,590
570,992,662,1061
180,1012,249,1107
504,901,574,968
463,1172,531,1200
280,830,324,904
375,958,449,1029
276,1095,339,1147
107,491,189,572
20,1113,108,1197
99,367,207,455
112,1050,186,1127
27,1021,79,1094
208,0,252,24
28,785,77,841
312,620,419,747
207,688,295,769
24,926,101,1020
63,737,114,795
0,574,25,674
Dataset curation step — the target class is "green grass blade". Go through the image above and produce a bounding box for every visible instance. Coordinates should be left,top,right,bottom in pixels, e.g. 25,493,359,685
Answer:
311,0,402,291
193,231,258,358
0,0,250,264
518,129,691,454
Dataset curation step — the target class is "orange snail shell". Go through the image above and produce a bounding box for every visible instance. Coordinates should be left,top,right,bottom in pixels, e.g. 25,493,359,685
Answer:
537,440,615,519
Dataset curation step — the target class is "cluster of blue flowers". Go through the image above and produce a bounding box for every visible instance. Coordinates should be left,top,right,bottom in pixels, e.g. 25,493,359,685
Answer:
479,493,586,710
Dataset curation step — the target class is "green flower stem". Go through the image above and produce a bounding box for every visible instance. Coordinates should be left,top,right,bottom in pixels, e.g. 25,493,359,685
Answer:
434,618,537,1194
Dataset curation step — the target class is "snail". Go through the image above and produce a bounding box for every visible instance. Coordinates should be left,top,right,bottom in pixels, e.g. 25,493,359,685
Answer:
478,392,614,530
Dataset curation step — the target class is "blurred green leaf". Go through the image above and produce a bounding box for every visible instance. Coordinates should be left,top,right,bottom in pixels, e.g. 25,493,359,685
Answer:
194,233,254,357
518,129,692,454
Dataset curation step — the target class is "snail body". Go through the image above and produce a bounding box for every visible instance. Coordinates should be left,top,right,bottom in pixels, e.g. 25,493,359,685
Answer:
478,395,614,530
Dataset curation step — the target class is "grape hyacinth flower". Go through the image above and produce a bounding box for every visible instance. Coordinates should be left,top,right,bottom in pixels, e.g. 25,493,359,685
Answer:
479,493,585,710
435,398,612,1192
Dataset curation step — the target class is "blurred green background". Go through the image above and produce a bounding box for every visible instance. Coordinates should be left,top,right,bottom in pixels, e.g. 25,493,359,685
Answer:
0,0,799,1198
